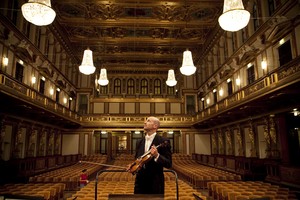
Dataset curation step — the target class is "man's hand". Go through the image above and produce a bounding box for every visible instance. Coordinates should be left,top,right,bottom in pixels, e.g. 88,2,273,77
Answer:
150,145,159,158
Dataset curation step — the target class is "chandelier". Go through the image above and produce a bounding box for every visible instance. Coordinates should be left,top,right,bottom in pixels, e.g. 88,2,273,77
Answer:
218,0,250,32
79,48,96,75
21,0,56,26
98,68,109,86
166,69,177,87
180,50,196,76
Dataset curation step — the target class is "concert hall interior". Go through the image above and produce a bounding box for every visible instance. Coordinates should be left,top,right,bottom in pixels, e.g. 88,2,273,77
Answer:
1,0,300,199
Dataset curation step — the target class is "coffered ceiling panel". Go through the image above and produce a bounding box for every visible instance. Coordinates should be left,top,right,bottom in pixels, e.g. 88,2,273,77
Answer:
51,0,223,72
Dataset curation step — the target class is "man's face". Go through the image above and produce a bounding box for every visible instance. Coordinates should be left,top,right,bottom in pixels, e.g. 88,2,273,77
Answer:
144,117,156,132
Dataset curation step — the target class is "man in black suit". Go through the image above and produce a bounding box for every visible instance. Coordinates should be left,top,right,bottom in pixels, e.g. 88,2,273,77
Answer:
132,116,172,194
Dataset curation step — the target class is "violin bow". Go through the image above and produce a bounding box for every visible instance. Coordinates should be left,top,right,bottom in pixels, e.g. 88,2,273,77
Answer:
79,160,127,170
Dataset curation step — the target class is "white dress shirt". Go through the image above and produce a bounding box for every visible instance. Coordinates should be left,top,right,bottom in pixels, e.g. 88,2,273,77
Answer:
145,133,160,161
145,132,156,152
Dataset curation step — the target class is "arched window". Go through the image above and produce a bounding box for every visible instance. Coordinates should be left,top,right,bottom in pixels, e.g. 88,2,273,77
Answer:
253,2,259,31
154,79,161,94
114,78,121,94
127,79,135,94
141,79,148,94
268,0,275,16
100,85,108,94
167,86,175,95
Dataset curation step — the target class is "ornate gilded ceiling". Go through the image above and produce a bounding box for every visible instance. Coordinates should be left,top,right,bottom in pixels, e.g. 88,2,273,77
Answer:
51,0,223,73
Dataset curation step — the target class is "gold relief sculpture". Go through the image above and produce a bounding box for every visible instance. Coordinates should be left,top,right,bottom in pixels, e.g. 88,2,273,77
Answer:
212,131,217,154
226,129,233,155
27,128,36,157
248,126,254,144
236,129,242,145
54,132,61,154
269,117,280,158
48,132,54,155
13,125,23,158
0,119,5,151
270,117,277,146
263,125,271,158
248,121,257,157
39,130,46,156
236,127,244,156
218,131,224,154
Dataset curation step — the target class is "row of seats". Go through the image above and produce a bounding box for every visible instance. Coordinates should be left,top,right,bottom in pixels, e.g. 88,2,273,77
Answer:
29,154,108,190
172,157,241,189
66,179,207,200
208,181,298,200
0,183,65,200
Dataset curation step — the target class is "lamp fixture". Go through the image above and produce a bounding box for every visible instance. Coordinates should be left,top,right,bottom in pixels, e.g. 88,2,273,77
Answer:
261,60,267,70
218,0,250,32
3,57,8,66
236,77,241,86
31,76,36,84
219,88,224,96
49,88,54,95
166,69,177,87
180,50,196,76
79,48,96,75
98,68,109,86
21,0,56,26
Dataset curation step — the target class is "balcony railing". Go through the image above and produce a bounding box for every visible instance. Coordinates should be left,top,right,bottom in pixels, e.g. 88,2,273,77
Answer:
195,57,300,124
0,73,78,122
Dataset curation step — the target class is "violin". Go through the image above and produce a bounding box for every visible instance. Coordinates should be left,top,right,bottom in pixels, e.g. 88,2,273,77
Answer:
127,141,167,175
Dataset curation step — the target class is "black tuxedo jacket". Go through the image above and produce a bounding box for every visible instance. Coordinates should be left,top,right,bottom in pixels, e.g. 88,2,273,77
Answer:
134,134,172,194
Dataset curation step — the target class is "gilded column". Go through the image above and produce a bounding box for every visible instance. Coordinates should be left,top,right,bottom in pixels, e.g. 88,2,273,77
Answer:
212,130,217,154
189,131,195,155
27,126,36,157
248,121,257,157
13,123,23,158
38,128,46,156
54,130,61,155
236,125,244,156
0,117,6,160
226,128,234,155
269,116,279,158
218,129,224,155
181,131,187,154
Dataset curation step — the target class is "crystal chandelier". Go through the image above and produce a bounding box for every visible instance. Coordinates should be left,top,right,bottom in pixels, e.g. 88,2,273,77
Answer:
180,50,196,76
166,69,177,87
79,48,96,75
218,0,250,32
98,68,109,86
21,0,56,26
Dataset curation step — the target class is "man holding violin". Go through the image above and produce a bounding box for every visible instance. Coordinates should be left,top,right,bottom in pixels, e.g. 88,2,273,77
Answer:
127,116,172,194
